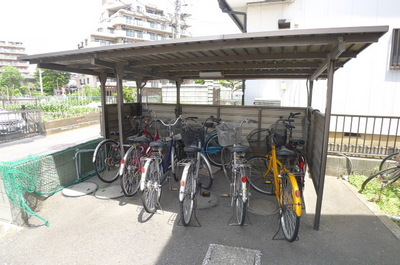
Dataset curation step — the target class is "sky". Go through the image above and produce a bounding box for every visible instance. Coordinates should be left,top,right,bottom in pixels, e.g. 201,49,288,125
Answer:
0,0,240,55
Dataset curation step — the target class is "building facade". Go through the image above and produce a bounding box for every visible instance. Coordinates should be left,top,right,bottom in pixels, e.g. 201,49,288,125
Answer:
0,40,30,76
218,0,400,116
76,0,190,90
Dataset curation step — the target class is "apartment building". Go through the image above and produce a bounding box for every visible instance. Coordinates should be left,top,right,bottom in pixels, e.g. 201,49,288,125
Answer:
0,40,30,76
76,0,190,95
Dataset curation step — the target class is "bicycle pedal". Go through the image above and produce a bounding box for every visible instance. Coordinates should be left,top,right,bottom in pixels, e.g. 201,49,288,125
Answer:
221,193,230,197
171,187,178,191
202,191,210,197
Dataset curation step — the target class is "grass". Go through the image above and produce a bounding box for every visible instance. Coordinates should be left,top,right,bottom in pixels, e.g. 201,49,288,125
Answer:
348,174,400,225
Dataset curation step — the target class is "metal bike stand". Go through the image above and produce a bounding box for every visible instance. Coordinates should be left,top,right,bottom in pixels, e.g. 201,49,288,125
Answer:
177,183,202,227
272,211,299,241
74,148,95,181
228,208,252,226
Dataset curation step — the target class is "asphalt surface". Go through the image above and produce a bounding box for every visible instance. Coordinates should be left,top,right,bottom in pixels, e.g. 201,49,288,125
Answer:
0,125,399,265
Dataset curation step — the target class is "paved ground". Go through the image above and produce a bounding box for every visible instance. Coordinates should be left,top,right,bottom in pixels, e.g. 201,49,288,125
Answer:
0,125,399,265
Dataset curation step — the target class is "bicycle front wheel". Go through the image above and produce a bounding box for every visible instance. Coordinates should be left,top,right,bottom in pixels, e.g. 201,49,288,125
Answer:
179,163,195,226
120,148,142,197
204,134,223,167
361,166,400,191
141,159,161,213
379,152,399,171
94,139,121,183
234,168,248,226
221,147,233,183
198,153,213,190
247,156,274,195
280,172,301,242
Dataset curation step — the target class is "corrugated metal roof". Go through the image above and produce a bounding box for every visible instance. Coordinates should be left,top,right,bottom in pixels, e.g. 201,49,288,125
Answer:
20,25,388,81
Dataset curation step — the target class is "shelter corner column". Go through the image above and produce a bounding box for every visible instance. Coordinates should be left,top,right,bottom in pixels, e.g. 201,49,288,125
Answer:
115,63,125,157
98,73,107,138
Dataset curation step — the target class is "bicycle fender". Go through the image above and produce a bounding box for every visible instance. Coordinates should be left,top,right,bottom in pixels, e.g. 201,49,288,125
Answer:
179,163,191,201
140,158,152,191
92,139,119,163
119,148,133,176
288,172,302,217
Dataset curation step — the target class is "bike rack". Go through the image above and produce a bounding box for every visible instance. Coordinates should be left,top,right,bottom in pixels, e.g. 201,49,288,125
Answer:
74,148,96,181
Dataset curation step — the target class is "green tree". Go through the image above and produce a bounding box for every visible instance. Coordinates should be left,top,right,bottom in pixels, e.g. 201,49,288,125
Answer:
219,80,243,103
123,86,137,103
0,66,24,99
35,69,71,95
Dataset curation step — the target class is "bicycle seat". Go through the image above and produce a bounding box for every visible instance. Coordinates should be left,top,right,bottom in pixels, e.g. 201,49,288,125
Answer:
231,145,249,153
150,141,166,148
277,146,297,156
127,136,150,144
184,145,201,153
289,139,305,146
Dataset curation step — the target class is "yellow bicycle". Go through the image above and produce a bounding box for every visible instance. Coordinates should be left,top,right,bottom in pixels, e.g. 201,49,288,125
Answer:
248,126,303,242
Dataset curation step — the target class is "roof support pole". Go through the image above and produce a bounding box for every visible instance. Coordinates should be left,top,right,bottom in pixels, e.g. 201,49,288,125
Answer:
98,73,108,138
314,59,336,230
135,79,146,104
307,79,314,108
115,63,125,157
175,80,182,117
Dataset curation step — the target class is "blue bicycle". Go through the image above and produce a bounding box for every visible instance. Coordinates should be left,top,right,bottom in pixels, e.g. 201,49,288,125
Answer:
202,115,224,168
139,116,184,213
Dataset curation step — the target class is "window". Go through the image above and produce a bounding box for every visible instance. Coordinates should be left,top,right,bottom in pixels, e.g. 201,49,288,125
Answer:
150,21,158,29
149,33,157,40
135,18,143,26
125,16,133,24
126,29,135,37
161,24,166,30
390,28,400,69
136,31,143,38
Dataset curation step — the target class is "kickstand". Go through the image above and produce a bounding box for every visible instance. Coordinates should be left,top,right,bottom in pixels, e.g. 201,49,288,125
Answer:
177,196,201,227
272,210,299,241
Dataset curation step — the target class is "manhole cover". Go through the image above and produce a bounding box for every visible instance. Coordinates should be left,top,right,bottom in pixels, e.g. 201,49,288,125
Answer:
248,198,278,215
95,185,124,199
62,182,97,197
202,244,261,265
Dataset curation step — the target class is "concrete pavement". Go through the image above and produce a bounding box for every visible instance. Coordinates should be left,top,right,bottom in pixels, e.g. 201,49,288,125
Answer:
0,125,399,264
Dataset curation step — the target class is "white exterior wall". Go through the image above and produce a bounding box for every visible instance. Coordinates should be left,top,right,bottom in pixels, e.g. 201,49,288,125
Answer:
244,0,400,116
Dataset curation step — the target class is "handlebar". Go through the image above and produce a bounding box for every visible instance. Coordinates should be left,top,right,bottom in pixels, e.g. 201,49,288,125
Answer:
154,115,183,128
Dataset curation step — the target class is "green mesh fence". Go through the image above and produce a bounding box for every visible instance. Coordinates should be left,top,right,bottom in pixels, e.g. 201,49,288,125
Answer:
0,139,101,227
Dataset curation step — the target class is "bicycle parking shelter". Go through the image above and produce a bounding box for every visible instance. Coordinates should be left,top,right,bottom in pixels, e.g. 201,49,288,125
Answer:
21,25,388,230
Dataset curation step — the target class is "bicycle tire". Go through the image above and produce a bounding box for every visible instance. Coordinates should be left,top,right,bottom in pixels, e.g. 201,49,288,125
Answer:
361,166,400,191
379,152,400,171
280,172,301,242
234,168,247,225
94,139,121,183
198,153,213,190
120,147,141,197
179,163,195,226
247,156,274,195
221,147,233,183
141,159,161,213
204,133,223,167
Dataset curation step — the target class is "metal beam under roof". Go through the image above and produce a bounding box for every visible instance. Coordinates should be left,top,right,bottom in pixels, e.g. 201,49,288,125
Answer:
21,25,388,82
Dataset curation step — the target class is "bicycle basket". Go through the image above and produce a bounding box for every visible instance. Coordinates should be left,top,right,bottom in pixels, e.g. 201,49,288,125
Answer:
182,124,204,147
269,122,287,147
216,122,242,146
246,128,269,153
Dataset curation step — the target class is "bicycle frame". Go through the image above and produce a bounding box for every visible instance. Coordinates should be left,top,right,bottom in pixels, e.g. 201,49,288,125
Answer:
269,142,302,217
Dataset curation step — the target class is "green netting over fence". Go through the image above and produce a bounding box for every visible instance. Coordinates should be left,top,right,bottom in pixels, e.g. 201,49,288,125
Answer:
0,139,101,226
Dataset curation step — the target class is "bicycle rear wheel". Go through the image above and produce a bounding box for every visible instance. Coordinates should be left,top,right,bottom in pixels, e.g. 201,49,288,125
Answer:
247,156,274,195
120,148,141,197
179,163,195,226
94,139,121,183
204,134,223,167
234,168,248,226
141,159,161,213
198,153,213,190
221,147,233,183
280,172,301,242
